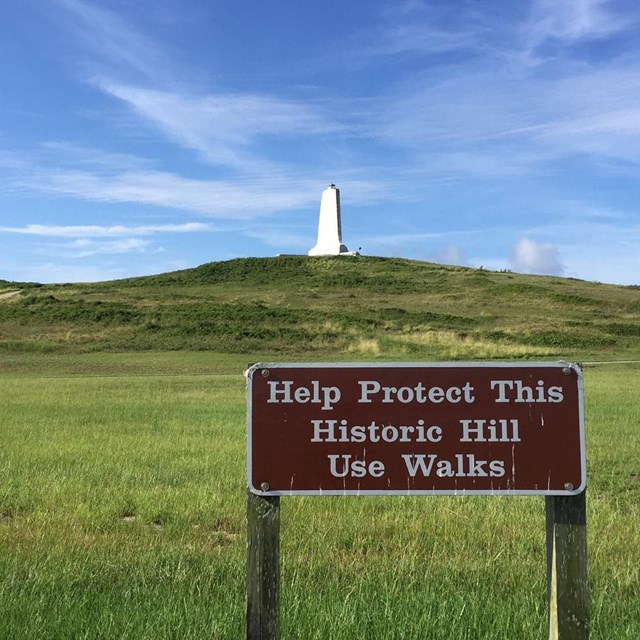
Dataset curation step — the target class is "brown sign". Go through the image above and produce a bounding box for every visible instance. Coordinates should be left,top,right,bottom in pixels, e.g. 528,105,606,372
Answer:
247,362,585,496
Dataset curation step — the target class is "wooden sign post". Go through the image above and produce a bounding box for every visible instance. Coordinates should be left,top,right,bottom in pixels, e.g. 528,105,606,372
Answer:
546,491,589,638
247,491,280,640
246,362,588,639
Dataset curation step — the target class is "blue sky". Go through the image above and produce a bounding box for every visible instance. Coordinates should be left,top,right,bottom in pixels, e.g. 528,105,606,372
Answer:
1,0,639,284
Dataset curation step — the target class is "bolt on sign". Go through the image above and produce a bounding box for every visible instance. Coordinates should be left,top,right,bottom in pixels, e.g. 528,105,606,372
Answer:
247,362,585,496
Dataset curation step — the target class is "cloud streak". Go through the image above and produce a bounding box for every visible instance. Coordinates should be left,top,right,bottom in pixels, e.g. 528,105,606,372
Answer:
52,0,175,82
3,144,403,221
46,0,640,202
524,0,633,53
11,169,322,218
100,83,344,171
59,237,152,258
373,62,640,170
0,223,216,237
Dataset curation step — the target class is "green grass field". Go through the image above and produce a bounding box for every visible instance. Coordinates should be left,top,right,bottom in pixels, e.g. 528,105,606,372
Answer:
1,352,639,639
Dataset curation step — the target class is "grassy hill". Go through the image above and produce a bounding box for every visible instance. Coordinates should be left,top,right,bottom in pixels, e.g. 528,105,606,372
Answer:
1,255,640,360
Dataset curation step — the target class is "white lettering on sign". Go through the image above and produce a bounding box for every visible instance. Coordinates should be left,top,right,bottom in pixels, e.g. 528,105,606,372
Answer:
310,419,443,443
401,454,506,478
490,379,564,403
328,455,386,478
459,418,521,442
267,380,341,410
358,380,476,404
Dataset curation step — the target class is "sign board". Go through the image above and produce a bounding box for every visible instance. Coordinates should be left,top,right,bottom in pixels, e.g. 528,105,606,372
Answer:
246,362,585,496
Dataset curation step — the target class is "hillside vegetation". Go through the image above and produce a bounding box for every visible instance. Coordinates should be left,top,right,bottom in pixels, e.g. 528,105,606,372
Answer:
1,256,640,360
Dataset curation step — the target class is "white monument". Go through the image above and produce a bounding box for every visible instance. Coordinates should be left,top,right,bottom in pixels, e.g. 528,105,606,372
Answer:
308,184,355,256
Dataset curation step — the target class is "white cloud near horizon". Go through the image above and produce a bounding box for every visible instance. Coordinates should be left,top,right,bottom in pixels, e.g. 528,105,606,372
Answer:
6,261,133,284
510,237,565,276
432,244,469,267
4,258,192,284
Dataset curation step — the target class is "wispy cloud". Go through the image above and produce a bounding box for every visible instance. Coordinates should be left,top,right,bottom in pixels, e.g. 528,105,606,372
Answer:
52,0,350,177
52,0,175,82
57,237,153,259
99,83,343,170
0,222,220,267
48,0,638,213
360,21,482,59
3,142,403,221
524,0,632,52
370,58,640,176
353,1,491,60
40,142,154,172
0,223,215,237
341,0,640,179
39,0,640,184
10,168,323,218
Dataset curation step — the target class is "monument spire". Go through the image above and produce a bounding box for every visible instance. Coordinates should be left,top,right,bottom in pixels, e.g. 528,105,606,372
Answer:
308,184,351,256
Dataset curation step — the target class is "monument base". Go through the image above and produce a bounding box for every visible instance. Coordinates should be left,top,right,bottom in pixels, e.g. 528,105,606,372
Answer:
308,243,350,256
